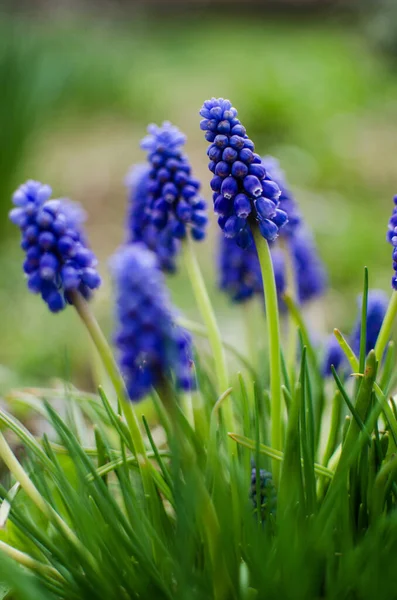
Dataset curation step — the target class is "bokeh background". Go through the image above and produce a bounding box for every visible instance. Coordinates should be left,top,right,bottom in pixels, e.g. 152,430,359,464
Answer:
1,0,397,392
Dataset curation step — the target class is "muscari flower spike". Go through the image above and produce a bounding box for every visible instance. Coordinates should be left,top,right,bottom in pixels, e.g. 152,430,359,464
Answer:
130,122,208,272
218,235,263,303
387,195,397,290
111,244,194,402
9,180,101,313
200,98,288,248
351,289,388,357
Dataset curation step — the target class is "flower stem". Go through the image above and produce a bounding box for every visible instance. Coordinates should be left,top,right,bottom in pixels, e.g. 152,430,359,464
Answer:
374,290,397,362
70,292,154,506
253,228,283,480
182,237,234,430
280,238,298,386
0,431,96,570
0,540,65,582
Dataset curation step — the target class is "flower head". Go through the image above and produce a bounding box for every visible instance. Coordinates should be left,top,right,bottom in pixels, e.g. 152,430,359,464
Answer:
200,98,288,248
111,244,194,401
351,290,388,356
9,180,101,313
261,156,301,237
387,195,397,290
218,235,263,303
128,122,207,272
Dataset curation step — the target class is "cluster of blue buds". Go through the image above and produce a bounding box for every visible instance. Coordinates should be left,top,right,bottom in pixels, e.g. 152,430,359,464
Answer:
200,98,288,248
322,289,388,376
387,195,397,290
249,468,277,522
111,244,194,401
130,122,208,272
9,180,101,313
218,236,263,303
261,156,301,237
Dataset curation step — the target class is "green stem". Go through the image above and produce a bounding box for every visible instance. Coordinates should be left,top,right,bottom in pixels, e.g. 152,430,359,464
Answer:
182,237,234,430
280,238,298,385
0,540,65,582
375,290,397,361
253,228,283,479
71,292,153,502
0,432,96,569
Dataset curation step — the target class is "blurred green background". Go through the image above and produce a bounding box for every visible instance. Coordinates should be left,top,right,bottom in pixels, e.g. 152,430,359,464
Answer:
1,2,397,391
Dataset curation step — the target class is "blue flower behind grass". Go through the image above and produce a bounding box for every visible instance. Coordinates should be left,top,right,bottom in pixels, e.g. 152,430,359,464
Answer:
387,195,397,290
322,289,388,376
111,244,194,401
218,236,263,303
126,122,208,272
351,290,389,356
9,180,101,312
200,98,288,248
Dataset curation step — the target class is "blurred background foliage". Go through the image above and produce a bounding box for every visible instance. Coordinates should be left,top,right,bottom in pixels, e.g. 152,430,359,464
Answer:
1,1,397,391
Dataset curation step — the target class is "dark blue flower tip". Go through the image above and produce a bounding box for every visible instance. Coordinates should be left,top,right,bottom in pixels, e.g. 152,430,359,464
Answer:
322,335,347,377
218,234,263,303
351,289,389,357
249,468,277,520
261,156,302,237
387,197,397,291
126,123,208,272
9,180,101,313
200,98,288,244
110,243,195,402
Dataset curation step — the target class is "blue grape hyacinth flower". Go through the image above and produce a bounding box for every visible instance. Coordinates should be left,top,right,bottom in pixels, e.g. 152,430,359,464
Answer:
218,235,263,303
200,98,288,248
351,290,389,357
111,244,194,402
9,180,101,313
128,122,208,272
387,195,397,290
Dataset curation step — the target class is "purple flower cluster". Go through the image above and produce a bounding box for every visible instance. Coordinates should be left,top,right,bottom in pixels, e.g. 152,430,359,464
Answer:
9,180,101,312
218,236,263,303
131,122,207,271
200,98,288,248
111,244,194,401
387,195,397,290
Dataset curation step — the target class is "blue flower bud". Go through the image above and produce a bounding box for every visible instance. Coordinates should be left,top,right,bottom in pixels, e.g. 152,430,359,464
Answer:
234,194,252,218
255,197,277,220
